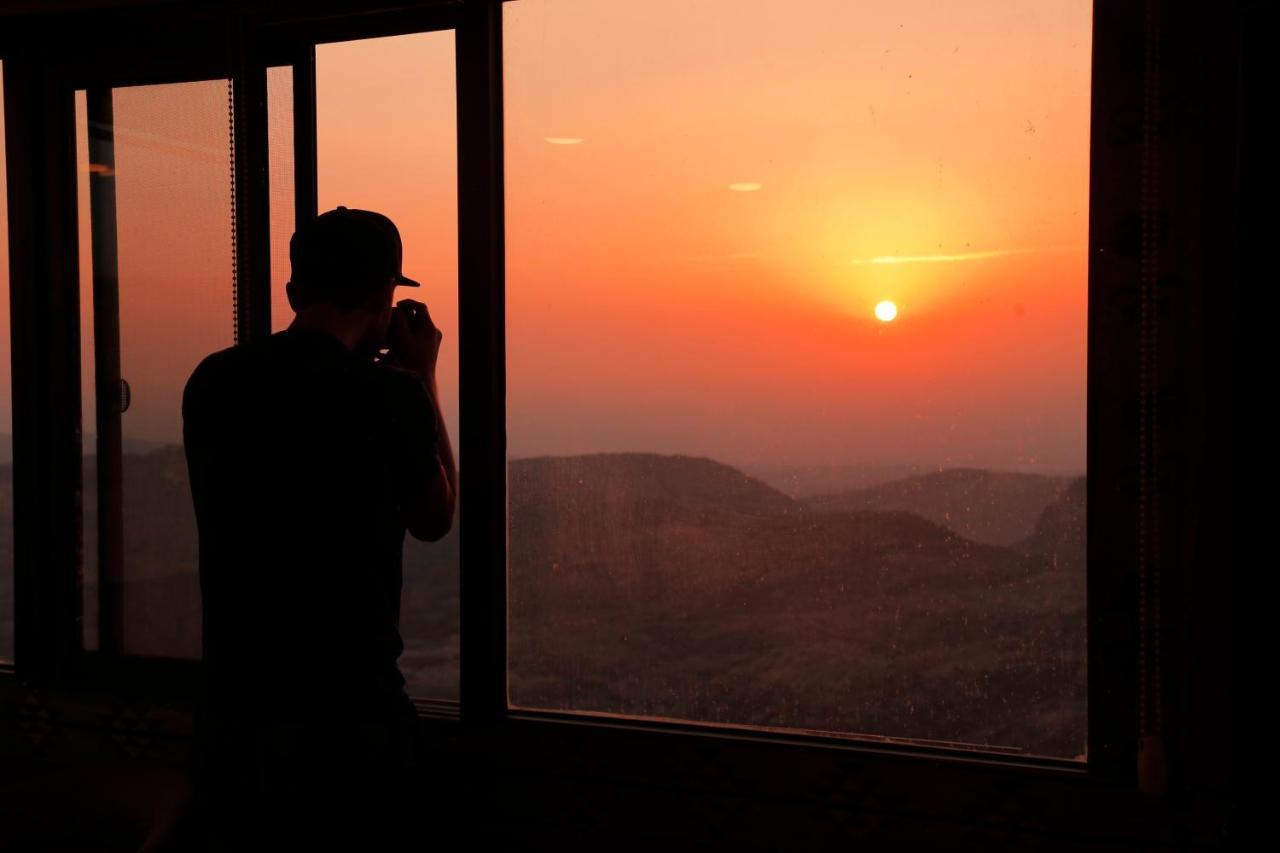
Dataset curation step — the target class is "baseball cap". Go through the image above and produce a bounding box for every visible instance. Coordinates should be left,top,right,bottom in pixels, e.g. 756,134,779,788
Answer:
289,206,421,300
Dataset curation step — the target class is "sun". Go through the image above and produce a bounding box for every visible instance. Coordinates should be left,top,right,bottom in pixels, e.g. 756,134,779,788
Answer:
874,300,898,322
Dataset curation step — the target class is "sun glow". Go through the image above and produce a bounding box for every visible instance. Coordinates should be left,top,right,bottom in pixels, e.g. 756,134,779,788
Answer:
875,300,898,322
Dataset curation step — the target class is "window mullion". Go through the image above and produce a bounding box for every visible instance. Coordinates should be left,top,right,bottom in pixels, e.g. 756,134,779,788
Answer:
84,85,125,656
456,0,507,726
231,50,271,345
292,44,317,228
5,56,83,682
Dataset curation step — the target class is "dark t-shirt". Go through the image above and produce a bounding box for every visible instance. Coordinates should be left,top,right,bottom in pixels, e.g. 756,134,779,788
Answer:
182,325,439,715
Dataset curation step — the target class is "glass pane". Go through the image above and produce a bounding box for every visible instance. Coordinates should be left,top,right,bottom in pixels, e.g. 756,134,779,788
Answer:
268,65,296,334
0,61,12,662
505,0,1090,759
79,80,235,657
77,91,98,651
313,32,459,700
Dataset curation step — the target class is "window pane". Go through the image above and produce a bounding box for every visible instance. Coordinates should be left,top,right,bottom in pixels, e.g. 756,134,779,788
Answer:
268,65,296,334
505,0,1090,759
0,61,12,663
79,80,235,657
314,32,459,700
77,90,97,650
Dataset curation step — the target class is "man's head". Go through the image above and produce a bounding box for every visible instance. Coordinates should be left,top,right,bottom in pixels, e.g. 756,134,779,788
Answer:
285,206,420,357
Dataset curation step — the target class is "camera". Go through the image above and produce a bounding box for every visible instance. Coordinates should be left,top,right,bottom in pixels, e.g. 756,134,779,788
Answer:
384,303,411,351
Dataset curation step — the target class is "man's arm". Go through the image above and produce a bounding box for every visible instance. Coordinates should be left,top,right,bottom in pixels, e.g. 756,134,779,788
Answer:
406,370,456,542
379,298,457,542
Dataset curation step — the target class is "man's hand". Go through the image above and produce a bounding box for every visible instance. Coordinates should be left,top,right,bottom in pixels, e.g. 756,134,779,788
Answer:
376,297,457,542
378,298,442,384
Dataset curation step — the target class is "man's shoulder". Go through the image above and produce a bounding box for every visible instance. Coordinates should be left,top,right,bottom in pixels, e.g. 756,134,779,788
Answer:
188,343,246,387
191,333,294,379
183,339,276,413
185,346,228,393
192,343,242,373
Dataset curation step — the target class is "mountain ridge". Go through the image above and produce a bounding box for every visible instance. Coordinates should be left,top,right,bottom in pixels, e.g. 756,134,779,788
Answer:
800,467,1075,547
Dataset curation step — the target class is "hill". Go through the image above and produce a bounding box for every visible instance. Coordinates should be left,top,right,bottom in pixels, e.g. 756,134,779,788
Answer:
506,453,1085,757
1019,476,1087,570
801,467,1077,547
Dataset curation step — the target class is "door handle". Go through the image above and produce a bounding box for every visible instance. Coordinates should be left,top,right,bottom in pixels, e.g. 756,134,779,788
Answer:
120,377,131,413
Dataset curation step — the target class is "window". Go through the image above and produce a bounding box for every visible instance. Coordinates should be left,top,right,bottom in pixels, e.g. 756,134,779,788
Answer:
504,0,1090,760
2,4,1228,816
67,35,464,697
76,81,236,657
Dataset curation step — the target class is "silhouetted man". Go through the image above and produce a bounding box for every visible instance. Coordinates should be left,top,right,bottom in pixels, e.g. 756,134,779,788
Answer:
182,206,456,846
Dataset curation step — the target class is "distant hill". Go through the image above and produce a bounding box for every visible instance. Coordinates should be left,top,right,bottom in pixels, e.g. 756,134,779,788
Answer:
0,432,172,465
512,452,798,520
800,468,1077,548
1019,476,1087,570
506,453,1085,758
81,444,200,583
741,462,932,499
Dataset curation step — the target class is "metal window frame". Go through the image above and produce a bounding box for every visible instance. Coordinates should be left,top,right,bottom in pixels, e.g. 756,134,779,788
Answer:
0,0,1202,827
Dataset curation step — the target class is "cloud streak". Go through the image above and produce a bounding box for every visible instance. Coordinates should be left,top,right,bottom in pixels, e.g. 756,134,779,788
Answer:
850,246,1078,265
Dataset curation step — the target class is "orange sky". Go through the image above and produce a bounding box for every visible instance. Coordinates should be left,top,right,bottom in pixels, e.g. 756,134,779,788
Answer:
1,1,1092,474
503,0,1091,471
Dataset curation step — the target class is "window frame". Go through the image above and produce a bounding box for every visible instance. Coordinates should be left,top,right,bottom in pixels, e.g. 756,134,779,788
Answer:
1,0,1215,834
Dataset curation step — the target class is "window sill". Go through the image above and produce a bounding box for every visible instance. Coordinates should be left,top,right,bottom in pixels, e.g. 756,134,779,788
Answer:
0,662,1226,846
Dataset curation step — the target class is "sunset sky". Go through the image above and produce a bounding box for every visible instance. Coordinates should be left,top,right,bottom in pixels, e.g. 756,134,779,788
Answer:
0,0,1092,474
503,0,1091,472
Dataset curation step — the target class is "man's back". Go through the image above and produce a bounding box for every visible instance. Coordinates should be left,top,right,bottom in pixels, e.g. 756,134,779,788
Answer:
182,325,438,828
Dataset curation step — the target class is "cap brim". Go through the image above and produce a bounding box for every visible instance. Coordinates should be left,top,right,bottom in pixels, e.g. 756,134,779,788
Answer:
394,274,422,287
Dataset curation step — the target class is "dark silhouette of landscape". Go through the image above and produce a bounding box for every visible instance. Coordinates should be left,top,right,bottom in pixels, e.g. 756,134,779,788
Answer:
0,440,1085,759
